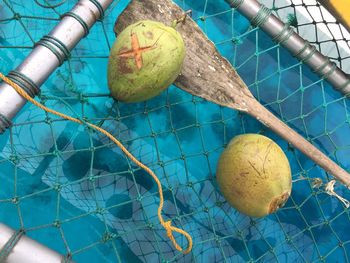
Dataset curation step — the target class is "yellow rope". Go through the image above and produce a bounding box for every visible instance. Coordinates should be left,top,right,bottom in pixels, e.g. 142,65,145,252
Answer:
0,72,193,255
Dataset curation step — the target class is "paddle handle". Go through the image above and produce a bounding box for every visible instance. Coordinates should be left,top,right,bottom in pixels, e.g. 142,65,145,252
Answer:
245,97,350,187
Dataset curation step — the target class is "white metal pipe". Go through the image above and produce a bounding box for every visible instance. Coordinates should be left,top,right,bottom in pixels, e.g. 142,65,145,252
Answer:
0,223,69,263
0,0,114,133
226,0,350,96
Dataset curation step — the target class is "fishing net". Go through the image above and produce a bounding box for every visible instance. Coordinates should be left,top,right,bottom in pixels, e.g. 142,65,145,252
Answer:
0,0,350,262
270,0,350,72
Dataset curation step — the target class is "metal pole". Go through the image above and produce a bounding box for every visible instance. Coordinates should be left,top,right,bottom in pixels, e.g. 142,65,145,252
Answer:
0,223,71,263
0,0,114,133
226,0,350,96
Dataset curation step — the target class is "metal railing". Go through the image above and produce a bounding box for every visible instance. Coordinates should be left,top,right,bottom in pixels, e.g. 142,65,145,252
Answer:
0,0,113,133
0,223,71,263
226,0,350,95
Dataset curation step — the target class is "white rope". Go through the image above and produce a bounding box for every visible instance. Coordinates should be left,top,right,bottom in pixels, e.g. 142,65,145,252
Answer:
325,180,350,208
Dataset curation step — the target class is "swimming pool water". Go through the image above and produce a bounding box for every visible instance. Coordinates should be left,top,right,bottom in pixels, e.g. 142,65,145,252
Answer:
1,0,350,262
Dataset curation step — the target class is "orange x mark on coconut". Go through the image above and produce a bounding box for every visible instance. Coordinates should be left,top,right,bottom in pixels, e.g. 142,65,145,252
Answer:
118,33,156,70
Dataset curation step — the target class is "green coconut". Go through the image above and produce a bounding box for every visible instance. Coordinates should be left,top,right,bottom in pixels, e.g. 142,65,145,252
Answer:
107,20,185,103
216,134,292,217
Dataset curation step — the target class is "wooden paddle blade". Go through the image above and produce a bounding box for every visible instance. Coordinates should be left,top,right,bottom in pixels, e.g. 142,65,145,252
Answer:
114,0,252,111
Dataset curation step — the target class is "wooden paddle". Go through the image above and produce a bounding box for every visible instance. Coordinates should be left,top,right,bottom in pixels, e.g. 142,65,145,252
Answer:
114,0,350,188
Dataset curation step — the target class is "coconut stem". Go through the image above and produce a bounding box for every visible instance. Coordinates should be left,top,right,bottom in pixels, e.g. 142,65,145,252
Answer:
171,10,192,28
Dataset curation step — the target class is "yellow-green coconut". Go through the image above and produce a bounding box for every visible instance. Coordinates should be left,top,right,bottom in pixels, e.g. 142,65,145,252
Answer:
216,134,292,217
107,20,185,103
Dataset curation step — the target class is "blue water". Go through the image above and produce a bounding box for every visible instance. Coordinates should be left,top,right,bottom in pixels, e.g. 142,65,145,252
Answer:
1,0,350,262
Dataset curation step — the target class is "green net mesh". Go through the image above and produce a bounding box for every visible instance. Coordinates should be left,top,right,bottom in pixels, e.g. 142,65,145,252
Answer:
270,0,350,71
0,0,350,262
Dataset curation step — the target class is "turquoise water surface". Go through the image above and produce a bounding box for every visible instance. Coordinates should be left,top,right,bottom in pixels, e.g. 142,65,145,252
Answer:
1,0,350,262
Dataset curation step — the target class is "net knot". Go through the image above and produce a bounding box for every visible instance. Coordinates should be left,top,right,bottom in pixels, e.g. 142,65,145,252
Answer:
163,220,193,255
